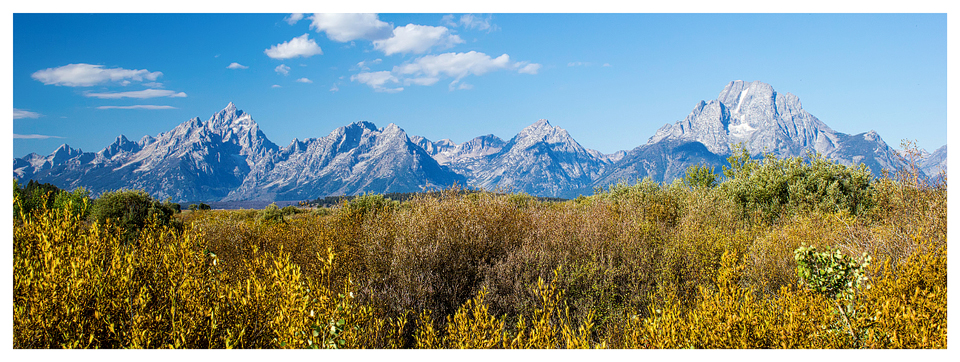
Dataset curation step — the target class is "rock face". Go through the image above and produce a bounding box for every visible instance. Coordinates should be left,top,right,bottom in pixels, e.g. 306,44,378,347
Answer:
14,81,945,201
422,120,615,198
596,80,922,189
14,103,280,201
224,121,466,201
918,145,947,180
13,103,463,202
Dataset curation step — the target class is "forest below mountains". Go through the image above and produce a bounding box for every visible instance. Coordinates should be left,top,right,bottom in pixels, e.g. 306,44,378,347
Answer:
13,147,946,348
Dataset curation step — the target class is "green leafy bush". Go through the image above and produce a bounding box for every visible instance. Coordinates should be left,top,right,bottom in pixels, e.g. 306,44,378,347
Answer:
683,163,719,189
259,203,285,224
721,145,875,220
345,193,399,217
89,189,180,241
794,244,870,300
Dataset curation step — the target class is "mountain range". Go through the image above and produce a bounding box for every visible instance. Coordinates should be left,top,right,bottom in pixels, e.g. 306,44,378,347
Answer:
14,80,946,202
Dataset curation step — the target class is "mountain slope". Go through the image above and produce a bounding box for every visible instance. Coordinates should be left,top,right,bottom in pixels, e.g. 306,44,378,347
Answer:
430,120,611,198
224,121,466,201
596,80,917,189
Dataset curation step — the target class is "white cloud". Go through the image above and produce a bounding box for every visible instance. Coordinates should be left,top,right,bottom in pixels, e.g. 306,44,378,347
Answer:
395,51,513,79
227,62,249,69
264,34,323,59
143,82,163,88
373,24,464,56
443,14,499,32
32,63,162,87
275,64,291,76
568,62,590,67
120,80,131,86
330,84,339,92
355,58,382,71
603,63,612,67
296,78,313,83
351,71,403,93
96,105,177,110
14,134,63,139
272,85,282,88
285,13,304,25
309,13,393,42
14,108,42,119
84,89,187,99
518,63,541,74
459,14,498,32
441,14,457,27
354,51,540,92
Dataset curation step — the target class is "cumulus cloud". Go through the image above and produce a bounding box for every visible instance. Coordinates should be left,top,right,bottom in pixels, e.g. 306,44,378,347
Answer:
96,105,177,110
295,78,313,83
14,108,42,119
227,62,249,69
32,63,162,87
285,13,304,25
351,71,403,93
275,64,291,76
14,134,64,139
264,34,323,59
309,13,393,42
373,24,464,56
84,89,187,99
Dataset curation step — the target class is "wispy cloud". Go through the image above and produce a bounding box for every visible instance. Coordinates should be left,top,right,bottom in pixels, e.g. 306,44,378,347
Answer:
227,62,249,69
272,84,282,88
295,78,313,83
84,89,187,99
309,13,393,42
330,84,339,92
96,105,177,110
373,24,463,56
354,51,540,92
275,64,291,76
14,134,63,139
351,71,403,93
442,14,499,32
32,63,162,87
285,13,304,25
264,34,323,59
14,108,42,119
355,59,382,71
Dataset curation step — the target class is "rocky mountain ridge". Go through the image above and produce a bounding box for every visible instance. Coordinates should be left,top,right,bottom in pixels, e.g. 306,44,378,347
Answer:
15,81,942,202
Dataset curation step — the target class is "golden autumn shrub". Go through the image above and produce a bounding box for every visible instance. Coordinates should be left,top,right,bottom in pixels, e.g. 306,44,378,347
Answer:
13,152,946,349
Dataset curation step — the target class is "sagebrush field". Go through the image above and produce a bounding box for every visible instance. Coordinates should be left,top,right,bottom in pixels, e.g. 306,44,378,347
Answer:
13,148,946,348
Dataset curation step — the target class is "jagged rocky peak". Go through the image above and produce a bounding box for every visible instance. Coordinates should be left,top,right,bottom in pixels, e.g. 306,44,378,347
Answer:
98,135,141,158
515,119,579,148
648,80,836,157
205,102,257,133
50,144,82,163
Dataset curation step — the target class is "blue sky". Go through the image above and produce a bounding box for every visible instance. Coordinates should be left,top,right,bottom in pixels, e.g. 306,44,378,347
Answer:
11,12,948,157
